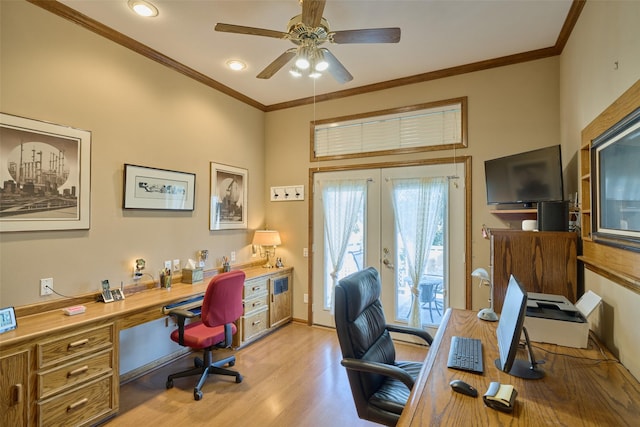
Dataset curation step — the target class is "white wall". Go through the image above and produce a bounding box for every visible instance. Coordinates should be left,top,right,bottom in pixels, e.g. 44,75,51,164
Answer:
559,0,640,380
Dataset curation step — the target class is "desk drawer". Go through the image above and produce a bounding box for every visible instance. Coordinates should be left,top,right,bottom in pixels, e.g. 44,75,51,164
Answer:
244,293,268,316
242,307,268,341
38,349,113,399
244,277,268,299
37,324,114,369
38,375,114,427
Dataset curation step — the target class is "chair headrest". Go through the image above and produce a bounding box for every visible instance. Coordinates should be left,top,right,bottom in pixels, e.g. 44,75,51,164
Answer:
337,267,381,322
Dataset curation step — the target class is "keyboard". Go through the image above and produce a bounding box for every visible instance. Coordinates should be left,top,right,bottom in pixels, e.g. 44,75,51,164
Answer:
447,336,484,374
162,294,204,315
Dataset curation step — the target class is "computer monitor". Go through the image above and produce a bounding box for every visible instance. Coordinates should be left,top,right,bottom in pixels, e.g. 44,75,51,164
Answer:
495,275,544,379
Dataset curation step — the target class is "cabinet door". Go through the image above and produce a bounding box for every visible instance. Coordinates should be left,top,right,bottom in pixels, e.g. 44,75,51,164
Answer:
270,273,292,328
1,349,30,426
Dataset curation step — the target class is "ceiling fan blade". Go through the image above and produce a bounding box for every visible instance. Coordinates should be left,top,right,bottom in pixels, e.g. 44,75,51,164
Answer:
257,49,296,79
332,28,401,44
321,49,353,84
215,23,288,40
301,0,326,28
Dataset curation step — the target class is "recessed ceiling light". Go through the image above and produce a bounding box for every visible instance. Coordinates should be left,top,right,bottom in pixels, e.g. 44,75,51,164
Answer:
226,60,247,71
128,0,159,18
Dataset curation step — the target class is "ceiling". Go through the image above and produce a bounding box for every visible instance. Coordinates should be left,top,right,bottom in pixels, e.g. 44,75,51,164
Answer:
46,0,579,110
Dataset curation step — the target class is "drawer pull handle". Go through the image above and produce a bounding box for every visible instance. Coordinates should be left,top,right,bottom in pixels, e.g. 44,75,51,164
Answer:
68,338,89,349
67,397,89,411
252,320,261,326
252,286,261,291
12,384,23,404
252,301,261,307
67,365,89,377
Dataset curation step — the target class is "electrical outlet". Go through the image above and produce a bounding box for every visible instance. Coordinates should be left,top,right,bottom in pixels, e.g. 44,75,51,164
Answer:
40,278,53,296
164,260,172,270
303,248,308,257
172,259,180,272
230,251,236,262
303,293,308,303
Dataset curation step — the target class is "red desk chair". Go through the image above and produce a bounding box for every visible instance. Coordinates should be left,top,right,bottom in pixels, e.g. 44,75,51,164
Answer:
166,270,245,400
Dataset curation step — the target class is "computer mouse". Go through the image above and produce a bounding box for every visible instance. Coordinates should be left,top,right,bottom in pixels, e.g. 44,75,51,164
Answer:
449,379,478,397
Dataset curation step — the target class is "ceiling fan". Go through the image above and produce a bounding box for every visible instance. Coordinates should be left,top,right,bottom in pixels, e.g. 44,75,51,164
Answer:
214,0,401,83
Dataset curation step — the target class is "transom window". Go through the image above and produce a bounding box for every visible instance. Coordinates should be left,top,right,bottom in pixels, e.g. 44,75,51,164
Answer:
312,97,467,161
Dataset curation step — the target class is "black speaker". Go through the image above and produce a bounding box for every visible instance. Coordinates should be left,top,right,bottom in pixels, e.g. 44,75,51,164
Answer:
537,201,569,231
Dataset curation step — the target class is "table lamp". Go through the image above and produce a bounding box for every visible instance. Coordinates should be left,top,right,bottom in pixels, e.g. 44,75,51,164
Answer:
252,230,281,268
472,267,499,322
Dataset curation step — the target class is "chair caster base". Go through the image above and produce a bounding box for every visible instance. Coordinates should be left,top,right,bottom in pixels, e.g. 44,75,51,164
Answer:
236,374,243,383
194,390,203,401
166,379,173,389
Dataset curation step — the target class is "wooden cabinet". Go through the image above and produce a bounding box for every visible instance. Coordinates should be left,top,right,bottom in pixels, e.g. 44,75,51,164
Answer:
490,229,578,313
36,323,117,426
236,268,293,347
269,272,292,329
1,349,30,426
0,322,117,427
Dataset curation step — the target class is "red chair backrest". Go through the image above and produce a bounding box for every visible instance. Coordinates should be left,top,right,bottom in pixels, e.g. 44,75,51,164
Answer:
201,270,245,328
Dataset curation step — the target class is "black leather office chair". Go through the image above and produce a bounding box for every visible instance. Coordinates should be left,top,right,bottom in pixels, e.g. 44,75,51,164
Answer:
335,267,433,426
165,270,245,401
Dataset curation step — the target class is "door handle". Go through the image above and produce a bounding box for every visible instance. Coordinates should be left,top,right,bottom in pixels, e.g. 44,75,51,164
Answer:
383,258,394,269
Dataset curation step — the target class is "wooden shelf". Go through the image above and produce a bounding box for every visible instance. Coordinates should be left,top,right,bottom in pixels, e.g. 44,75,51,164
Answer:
489,208,537,220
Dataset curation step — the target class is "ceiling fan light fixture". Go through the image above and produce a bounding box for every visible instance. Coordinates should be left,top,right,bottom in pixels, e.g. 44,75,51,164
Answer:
295,45,312,70
127,0,158,17
309,71,322,79
314,50,329,72
295,56,310,70
289,66,302,78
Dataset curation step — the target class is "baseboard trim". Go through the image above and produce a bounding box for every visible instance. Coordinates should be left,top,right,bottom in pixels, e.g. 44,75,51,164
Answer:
119,348,192,384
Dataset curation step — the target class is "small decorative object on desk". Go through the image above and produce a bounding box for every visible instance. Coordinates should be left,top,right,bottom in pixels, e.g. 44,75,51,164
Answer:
222,256,231,272
160,268,172,288
483,382,517,413
275,257,284,268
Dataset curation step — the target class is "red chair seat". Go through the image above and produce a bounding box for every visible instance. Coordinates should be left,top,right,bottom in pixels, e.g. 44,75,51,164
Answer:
170,322,238,349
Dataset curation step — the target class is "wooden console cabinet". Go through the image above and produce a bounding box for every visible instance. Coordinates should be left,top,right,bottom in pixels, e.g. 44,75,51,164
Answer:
235,268,293,347
490,229,578,313
0,321,117,426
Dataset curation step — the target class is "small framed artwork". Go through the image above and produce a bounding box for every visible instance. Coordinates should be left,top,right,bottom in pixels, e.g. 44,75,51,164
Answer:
0,306,17,334
0,113,91,232
123,164,195,211
210,162,247,230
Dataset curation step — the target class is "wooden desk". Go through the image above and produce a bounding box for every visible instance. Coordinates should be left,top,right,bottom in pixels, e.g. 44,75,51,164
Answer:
0,266,292,426
398,309,640,426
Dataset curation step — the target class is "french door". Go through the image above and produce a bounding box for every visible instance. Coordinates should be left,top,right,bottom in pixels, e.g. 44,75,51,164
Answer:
312,163,465,331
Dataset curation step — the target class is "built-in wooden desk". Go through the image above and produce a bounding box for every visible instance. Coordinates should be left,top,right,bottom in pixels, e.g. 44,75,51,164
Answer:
398,309,640,426
0,266,292,426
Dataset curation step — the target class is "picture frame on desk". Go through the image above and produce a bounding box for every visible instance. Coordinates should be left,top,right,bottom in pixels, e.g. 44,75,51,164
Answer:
210,162,247,230
0,306,17,334
122,164,195,211
0,113,91,232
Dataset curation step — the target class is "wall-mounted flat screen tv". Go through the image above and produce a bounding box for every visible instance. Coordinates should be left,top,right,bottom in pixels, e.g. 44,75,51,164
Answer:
484,145,564,208
592,107,640,252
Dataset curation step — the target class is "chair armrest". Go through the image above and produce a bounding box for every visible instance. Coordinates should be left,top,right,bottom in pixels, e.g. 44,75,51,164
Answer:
167,308,197,319
167,309,197,346
341,358,415,390
385,324,433,345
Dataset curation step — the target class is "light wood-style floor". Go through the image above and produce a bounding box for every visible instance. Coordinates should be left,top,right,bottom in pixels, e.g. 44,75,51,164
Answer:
106,322,428,427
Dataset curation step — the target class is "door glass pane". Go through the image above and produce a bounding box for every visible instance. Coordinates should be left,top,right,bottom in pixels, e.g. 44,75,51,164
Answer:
395,194,445,326
323,198,365,310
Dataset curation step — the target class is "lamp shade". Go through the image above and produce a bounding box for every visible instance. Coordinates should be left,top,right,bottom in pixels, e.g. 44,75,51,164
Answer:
252,230,281,246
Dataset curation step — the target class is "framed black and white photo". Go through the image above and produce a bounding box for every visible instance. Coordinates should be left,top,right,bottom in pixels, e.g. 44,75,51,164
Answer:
210,162,247,230
123,164,195,211
0,113,91,232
